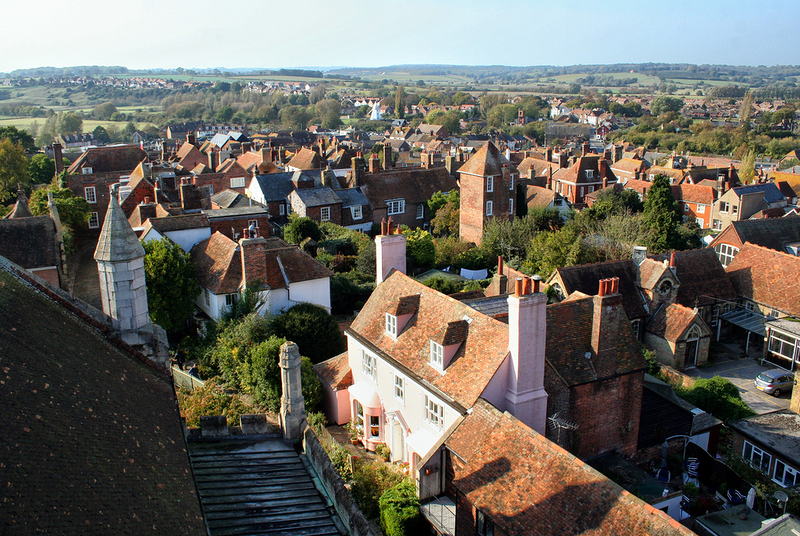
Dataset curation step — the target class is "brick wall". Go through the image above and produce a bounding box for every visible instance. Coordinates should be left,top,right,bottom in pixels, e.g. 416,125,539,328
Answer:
571,372,643,458
209,215,271,240
459,174,487,244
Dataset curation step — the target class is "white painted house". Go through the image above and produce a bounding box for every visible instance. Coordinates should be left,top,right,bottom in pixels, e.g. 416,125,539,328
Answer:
189,230,332,320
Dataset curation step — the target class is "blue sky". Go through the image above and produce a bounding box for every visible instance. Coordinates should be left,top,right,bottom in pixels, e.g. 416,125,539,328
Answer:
3,0,799,73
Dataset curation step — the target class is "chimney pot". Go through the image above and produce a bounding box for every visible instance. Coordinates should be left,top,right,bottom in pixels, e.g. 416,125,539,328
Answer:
598,279,607,297
498,256,503,274
515,278,523,297
532,274,542,294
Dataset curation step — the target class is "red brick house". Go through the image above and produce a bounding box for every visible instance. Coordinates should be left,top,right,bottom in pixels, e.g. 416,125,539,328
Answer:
671,183,716,229
288,187,343,225
67,145,148,230
458,141,516,244
551,154,618,208
708,215,800,267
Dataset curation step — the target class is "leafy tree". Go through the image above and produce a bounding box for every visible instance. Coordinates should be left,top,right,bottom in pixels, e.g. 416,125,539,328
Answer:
430,195,460,237
380,479,422,536
580,188,643,222
177,378,261,427
426,190,458,217
738,91,753,131
29,185,90,253
642,174,681,253
650,96,684,116
279,105,312,129
523,226,588,277
143,237,200,332
27,154,56,184
739,149,756,184
401,227,435,271
0,126,36,152
283,216,322,244
92,125,111,144
309,84,326,104
330,272,375,315
216,105,234,123
0,139,30,203
583,211,652,262
268,303,346,363
394,85,405,119
92,101,117,120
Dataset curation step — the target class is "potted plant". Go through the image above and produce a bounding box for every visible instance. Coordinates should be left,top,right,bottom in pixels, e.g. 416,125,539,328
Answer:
346,419,360,445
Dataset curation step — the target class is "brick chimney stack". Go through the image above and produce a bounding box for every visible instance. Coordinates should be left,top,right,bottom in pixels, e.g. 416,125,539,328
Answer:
582,142,590,156
368,153,380,174
240,231,268,288
591,277,623,364
375,217,406,285
53,142,64,177
382,144,392,170
490,256,508,296
506,275,548,435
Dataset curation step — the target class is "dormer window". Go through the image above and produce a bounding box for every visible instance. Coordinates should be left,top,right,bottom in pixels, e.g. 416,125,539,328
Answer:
585,169,594,179
430,341,444,371
385,313,397,337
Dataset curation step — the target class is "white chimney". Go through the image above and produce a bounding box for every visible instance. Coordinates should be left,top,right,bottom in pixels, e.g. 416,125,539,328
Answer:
506,276,548,434
375,218,406,285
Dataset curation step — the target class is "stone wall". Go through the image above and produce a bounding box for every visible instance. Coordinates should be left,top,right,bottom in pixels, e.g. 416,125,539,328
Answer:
659,365,697,389
302,425,376,536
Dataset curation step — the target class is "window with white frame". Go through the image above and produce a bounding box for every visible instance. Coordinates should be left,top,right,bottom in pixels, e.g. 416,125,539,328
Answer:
394,375,404,402
369,415,380,439
585,170,594,179
230,177,246,188
320,206,331,221
88,212,99,229
203,288,210,306
351,205,362,220
208,184,214,196
84,187,97,204
485,200,493,216
248,219,259,228
580,186,584,197
768,331,798,360
385,313,397,337
279,204,286,215
712,219,723,231
732,204,738,215
82,166,93,175
745,301,755,312
769,309,780,318
423,394,444,430
509,175,515,190
684,204,690,212
361,350,377,380
225,293,238,306
719,201,730,213
509,198,514,215
773,460,800,487
588,185,594,194
387,199,405,215
486,176,494,193
714,243,739,267
416,204,424,219
696,217,704,227
430,341,444,370
743,440,772,472
697,204,706,213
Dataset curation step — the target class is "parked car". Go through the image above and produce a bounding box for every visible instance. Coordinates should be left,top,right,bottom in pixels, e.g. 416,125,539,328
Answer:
754,369,795,397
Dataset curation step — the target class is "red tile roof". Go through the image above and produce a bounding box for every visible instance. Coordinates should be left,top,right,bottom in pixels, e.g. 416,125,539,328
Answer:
348,271,509,409
647,303,700,341
190,231,242,294
458,141,508,177
447,399,692,536
313,351,353,390
725,242,800,317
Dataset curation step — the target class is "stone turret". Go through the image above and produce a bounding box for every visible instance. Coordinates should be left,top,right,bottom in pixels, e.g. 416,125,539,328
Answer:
94,192,168,365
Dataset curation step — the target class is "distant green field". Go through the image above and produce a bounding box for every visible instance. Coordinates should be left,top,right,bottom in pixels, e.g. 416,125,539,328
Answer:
0,116,156,133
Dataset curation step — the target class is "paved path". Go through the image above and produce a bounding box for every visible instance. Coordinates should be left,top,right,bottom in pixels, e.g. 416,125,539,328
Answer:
685,358,791,414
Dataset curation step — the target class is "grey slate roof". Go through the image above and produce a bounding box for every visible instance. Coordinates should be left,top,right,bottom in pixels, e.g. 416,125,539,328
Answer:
211,189,252,209
731,183,785,204
0,216,59,269
335,187,369,207
292,187,342,207
94,197,145,262
203,206,269,220
0,263,206,534
252,172,319,203
727,215,800,252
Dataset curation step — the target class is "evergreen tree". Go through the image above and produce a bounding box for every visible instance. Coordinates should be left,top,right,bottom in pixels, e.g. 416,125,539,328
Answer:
642,174,681,253
394,85,405,119
143,237,200,332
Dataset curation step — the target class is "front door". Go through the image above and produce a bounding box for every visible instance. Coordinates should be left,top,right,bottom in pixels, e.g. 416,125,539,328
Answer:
685,340,698,367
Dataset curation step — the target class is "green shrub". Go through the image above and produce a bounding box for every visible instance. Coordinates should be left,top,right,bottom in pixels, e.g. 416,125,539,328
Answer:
424,276,465,295
268,303,346,363
177,378,262,427
380,479,422,536
677,376,755,422
350,461,406,520
328,443,353,481
306,411,327,433
284,216,321,244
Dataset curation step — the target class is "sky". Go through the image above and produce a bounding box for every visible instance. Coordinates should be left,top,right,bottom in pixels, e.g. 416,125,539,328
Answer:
3,0,800,73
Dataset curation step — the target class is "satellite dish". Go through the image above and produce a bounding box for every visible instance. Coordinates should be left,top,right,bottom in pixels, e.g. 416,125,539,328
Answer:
774,491,789,503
